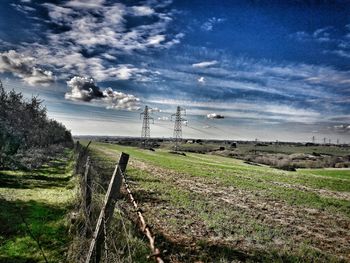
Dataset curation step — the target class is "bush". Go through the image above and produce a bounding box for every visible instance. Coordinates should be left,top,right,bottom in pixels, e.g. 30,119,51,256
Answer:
335,162,350,168
0,83,73,169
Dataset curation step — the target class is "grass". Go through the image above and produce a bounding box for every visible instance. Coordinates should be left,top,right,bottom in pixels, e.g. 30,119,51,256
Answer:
298,168,350,180
236,143,350,156
84,141,350,262
91,142,350,216
0,150,76,263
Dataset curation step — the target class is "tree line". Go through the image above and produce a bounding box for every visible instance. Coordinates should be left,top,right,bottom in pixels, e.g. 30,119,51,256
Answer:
0,81,73,169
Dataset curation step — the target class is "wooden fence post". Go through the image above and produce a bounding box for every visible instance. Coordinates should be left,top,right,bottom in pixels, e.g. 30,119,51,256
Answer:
85,152,129,263
83,156,92,238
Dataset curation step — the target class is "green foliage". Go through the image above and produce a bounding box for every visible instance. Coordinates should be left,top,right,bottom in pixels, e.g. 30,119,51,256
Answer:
0,84,73,169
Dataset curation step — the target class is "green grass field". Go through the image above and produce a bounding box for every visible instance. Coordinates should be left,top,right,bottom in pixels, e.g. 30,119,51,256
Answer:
87,141,350,262
0,151,76,263
236,143,350,156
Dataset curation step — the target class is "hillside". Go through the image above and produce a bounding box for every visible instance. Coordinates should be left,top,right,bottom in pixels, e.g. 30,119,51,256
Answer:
84,141,350,262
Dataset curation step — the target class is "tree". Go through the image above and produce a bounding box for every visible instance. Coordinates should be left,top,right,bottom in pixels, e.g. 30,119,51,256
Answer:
0,83,73,168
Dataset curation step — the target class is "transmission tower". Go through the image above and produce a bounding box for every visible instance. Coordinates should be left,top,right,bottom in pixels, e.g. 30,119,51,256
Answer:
312,136,315,143
140,105,153,148
171,106,186,151
323,137,326,144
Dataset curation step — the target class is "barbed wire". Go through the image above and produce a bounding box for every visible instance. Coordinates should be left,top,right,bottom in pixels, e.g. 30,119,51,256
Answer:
103,213,109,261
75,143,165,263
118,166,164,263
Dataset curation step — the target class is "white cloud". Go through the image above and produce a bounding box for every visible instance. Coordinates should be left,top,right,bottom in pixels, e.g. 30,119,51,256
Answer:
292,25,350,60
14,0,182,82
197,76,205,83
103,88,140,111
65,76,103,101
65,76,140,111
131,6,155,16
201,17,225,31
42,1,176,52
0,50,54,86
65,0,106,9
149,98,325,124
291,26,334,43
162,52,350,101
192,60,218,68
332,124,350,133
24,67,55,86
11,3,35,14
327,50,350,59
1,0,180,86
147,34,166,45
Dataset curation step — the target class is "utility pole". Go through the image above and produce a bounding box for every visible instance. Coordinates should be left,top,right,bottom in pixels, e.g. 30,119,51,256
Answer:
171,106,186,151
337,138,340,145
323,137,326,144
312,136,315,144
140,105,153,148
329,138,331,144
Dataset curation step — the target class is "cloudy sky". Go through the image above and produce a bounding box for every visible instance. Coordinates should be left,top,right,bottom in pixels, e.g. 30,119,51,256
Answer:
1,0,350,142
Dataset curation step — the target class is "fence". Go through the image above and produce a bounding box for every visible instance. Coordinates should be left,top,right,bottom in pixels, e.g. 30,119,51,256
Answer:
74,141,164,263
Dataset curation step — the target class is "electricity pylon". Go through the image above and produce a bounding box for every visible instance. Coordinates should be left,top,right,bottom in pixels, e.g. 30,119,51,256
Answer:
312,136,315,143
171,106,186,151
140,105,153,148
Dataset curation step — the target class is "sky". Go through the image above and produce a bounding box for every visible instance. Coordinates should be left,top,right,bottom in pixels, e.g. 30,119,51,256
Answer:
0,0,350,142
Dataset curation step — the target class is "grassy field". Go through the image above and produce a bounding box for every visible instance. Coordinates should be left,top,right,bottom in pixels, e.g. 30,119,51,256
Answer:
87,141,350,262
0,150,76,263
235,143,350,156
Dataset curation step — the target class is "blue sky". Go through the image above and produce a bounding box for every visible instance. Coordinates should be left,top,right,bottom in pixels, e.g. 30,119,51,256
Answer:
0,0,350,142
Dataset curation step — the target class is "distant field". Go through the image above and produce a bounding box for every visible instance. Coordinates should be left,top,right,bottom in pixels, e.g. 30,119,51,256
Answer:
87,141,350,262
236,143,350,156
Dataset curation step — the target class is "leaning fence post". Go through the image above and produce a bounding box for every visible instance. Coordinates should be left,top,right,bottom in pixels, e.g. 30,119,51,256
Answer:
83,156,92,238
85,152,129,263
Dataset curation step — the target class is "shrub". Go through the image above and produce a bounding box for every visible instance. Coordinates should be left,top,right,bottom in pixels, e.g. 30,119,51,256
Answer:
0,83,73,169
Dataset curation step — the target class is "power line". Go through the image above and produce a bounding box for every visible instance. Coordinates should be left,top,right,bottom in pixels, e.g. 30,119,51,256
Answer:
140,105,153,148
171,106,186,151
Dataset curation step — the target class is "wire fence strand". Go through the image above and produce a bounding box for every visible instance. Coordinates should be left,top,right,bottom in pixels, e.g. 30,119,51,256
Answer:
119,166,164,263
